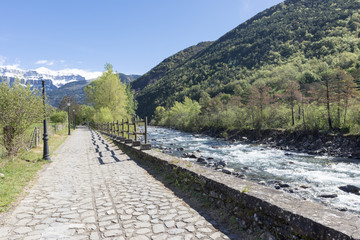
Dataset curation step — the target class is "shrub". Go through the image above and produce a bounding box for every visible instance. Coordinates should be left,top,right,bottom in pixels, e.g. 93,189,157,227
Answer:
50,111,67,124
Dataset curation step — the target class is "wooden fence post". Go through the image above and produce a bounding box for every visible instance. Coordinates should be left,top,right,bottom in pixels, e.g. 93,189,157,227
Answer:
121,119,124,137
145,117,148,144
126,118,129,139
111,121,113,135
116,120,119,136
113,121,116,136
134,118,137,141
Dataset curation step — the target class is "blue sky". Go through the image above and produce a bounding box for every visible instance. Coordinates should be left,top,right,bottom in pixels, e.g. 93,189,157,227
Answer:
0,0,284,75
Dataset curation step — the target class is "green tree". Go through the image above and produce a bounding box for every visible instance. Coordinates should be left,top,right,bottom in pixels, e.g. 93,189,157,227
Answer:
58,96,80,124
50,111,67,124
166,97,201,131
59,96,79,112
247,83,272,129
152,106,166,125
330,69,359,127
125,84,137,116
78,105,96,124
0,80,43,156
276,80,301,126
85,63,133,122
317,63,334,130
94,107,113,123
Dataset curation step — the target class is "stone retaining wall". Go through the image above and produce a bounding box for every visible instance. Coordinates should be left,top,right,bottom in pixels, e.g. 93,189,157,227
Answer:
104,133,360,240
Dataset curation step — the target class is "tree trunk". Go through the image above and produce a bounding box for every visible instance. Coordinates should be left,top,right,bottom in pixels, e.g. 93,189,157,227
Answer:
3,125,15,156
301,95,306,130
343,97,348,125
291,103,294,126
325,79,333,130
337,92,341,128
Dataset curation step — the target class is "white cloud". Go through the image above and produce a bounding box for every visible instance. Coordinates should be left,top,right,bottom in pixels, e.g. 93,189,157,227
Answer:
35,59,54,66
0,55,6,65
0,64,20,69
58,68,102,80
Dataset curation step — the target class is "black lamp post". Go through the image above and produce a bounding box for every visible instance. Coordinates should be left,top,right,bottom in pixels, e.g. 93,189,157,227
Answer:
41,78,50,160
73,109,75,130
67,102,71,135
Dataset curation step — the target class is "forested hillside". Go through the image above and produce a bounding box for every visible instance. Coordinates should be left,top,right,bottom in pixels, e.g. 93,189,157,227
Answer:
131,41,213,92
135,0,360,124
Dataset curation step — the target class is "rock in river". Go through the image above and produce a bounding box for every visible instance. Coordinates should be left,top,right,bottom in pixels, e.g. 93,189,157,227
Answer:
222,168,234,175
339,185,360,195
189,152,202,159
196,157,207,164
318,193,338,198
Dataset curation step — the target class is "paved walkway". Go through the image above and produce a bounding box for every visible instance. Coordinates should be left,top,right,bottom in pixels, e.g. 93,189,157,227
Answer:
0,127,232,240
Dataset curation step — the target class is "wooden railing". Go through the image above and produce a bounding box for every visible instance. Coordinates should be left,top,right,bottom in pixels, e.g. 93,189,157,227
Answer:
95,117,151,150
27,127,41,150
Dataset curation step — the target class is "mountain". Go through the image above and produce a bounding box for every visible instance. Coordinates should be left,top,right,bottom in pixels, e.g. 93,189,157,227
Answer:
47,73,140,107
1,65,140,107
131,41,213,92
47,80,90,107
135,0,360,118
119,73,141,84
0,66,98,90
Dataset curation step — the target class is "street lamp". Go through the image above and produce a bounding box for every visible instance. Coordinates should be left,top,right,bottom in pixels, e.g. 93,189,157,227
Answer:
67,102,71,135
41,78,50,160
73,109,75,130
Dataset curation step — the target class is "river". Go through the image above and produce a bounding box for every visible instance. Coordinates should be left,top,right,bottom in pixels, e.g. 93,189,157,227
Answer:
145,126,360,215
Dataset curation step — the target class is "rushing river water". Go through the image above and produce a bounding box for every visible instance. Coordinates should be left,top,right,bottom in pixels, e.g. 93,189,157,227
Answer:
146,126,360,215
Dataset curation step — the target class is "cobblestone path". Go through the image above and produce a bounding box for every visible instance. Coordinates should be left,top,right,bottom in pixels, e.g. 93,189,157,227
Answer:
0,127,232,240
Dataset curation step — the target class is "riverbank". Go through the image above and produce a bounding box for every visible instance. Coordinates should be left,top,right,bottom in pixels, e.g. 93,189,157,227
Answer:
200,127,360,160
109,132,360,240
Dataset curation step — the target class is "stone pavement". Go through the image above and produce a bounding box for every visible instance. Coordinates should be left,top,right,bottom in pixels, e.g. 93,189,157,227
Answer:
0,126,234,240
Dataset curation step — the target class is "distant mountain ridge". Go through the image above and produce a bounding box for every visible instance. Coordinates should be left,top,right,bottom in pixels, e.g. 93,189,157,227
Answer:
134,0,360,118
119,73,141,85
47,73,140,107
0,66,93,90
0,65,140,107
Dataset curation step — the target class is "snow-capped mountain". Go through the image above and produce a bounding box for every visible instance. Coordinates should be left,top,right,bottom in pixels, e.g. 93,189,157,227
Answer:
1,65,141,107
0,65,102,91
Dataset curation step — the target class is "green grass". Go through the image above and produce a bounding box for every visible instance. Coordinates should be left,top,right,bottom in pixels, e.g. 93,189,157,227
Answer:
0,127,68,213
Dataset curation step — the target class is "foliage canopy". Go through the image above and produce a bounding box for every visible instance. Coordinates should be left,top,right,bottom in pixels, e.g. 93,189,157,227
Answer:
85,64,136,123
0,80,43,155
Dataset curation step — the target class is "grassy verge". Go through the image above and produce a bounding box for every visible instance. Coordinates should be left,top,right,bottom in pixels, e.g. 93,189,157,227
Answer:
0,127,68,213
